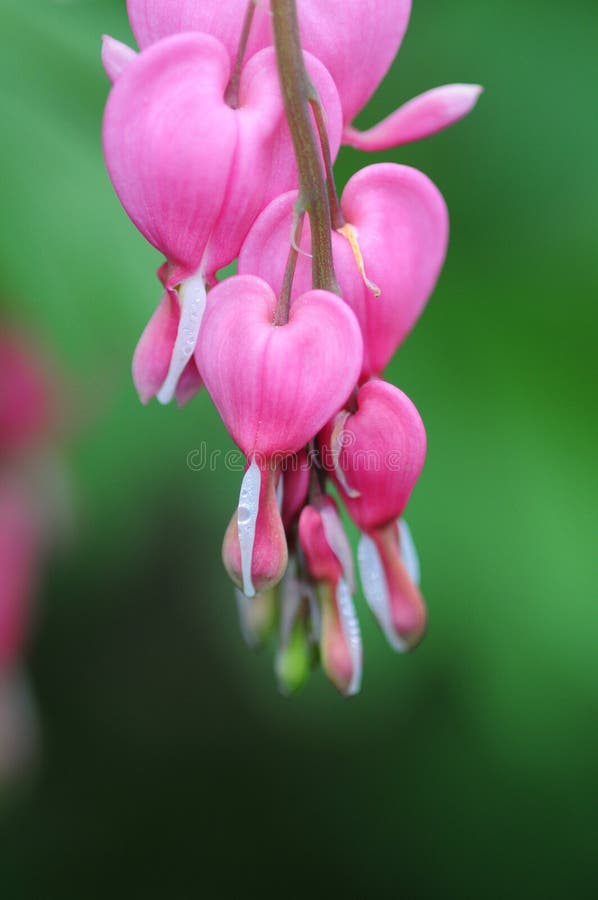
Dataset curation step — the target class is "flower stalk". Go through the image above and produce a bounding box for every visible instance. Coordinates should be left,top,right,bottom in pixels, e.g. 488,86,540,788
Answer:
271,0,339,304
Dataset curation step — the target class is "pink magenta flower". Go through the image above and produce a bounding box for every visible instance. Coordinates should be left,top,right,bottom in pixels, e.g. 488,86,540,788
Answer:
125,1,480,144
298,497,362,696
102,32,342,404
320,379,427,649
240,163,448,379
196,274,362,597
0,477,39,675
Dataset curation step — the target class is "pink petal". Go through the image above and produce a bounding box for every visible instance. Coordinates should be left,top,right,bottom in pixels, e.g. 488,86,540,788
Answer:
131,292,179,405
204,47,342,274
103,33,237,282
223,459,288,596
292,0,412,123
196,275,363,458
240,163,448,377
127,1,411,125
127,0,271,61
320,379,427,533
101,35,137,83
343,83,483,150
174,359,203,408
339,163,448,373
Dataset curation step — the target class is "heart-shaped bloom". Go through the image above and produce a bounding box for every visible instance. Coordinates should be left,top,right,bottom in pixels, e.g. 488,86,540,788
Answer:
240,164,448,379
197,274,362,598
126,0,410,125
196,275,362,459
298,497,361,696
125,1,481,144
103,32,341,403
320,379,427,649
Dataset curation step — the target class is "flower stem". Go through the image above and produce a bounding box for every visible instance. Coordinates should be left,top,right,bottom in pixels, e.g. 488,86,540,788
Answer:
309,97,345,231
225,0,256,108
271,0,339,309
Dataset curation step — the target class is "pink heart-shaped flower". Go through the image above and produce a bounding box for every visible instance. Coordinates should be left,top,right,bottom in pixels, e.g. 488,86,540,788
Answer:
196,275,363,458
239,164,448,379
103,33,341,285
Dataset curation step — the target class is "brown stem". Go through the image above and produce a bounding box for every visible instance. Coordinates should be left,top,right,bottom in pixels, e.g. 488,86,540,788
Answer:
274,211,305,326
225,1,256,108
309,97,345,231
271,0,339,297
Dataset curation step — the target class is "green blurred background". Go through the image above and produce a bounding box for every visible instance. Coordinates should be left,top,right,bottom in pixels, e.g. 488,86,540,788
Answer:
1,0,596,897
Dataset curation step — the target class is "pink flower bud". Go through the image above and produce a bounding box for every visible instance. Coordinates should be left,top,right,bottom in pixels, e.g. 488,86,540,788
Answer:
223,460,288,597
239,164,448,378
358,520,426,650
299,499,361,696
320,379,426,532
279,451,310,533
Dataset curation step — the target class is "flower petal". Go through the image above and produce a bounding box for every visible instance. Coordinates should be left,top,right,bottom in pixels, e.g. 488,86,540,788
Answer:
343,84,483,150
101,35,137,83
103,33,237,280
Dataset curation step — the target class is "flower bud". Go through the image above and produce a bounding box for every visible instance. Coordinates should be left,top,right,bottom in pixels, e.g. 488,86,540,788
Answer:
235,587,277,651
223,459,288,597
320,379,426,532
298,499,361,696
358,521,426,651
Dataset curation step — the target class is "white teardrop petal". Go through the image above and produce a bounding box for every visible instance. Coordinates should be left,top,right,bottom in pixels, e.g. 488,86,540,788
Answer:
320,503,355,592
235,588,258,649
237,458,261,598
358,532,407,653
336,578,362,696
398,519,421,586
157,269,207,404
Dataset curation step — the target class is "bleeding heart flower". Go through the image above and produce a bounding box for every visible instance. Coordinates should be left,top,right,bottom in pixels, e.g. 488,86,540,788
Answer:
239,163,448,379
197,274,361,598
223,459,288,598
298,497,361,696
125,1,480,143
320,379,427,649
196,275,362,459
103,32,341,403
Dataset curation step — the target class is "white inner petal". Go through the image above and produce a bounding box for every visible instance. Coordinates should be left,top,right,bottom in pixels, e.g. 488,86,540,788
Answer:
235,588,258,649
157,269,207,404
358,532,407,653
237,458,261,598
398,519,421,586
336,578,363,696
320,503,355,592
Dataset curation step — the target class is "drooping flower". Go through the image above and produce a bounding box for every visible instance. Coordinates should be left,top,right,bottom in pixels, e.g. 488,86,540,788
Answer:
240,163,448,379
298,496,362,696
320,379,427,649
102,32,342,403
196,274,363,597
124,1,481,145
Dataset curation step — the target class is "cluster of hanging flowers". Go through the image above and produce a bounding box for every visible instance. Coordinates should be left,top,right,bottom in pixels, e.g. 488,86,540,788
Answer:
101,0,480,695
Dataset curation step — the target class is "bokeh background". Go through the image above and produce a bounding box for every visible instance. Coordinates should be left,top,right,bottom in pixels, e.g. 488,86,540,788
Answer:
1,0,596,897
